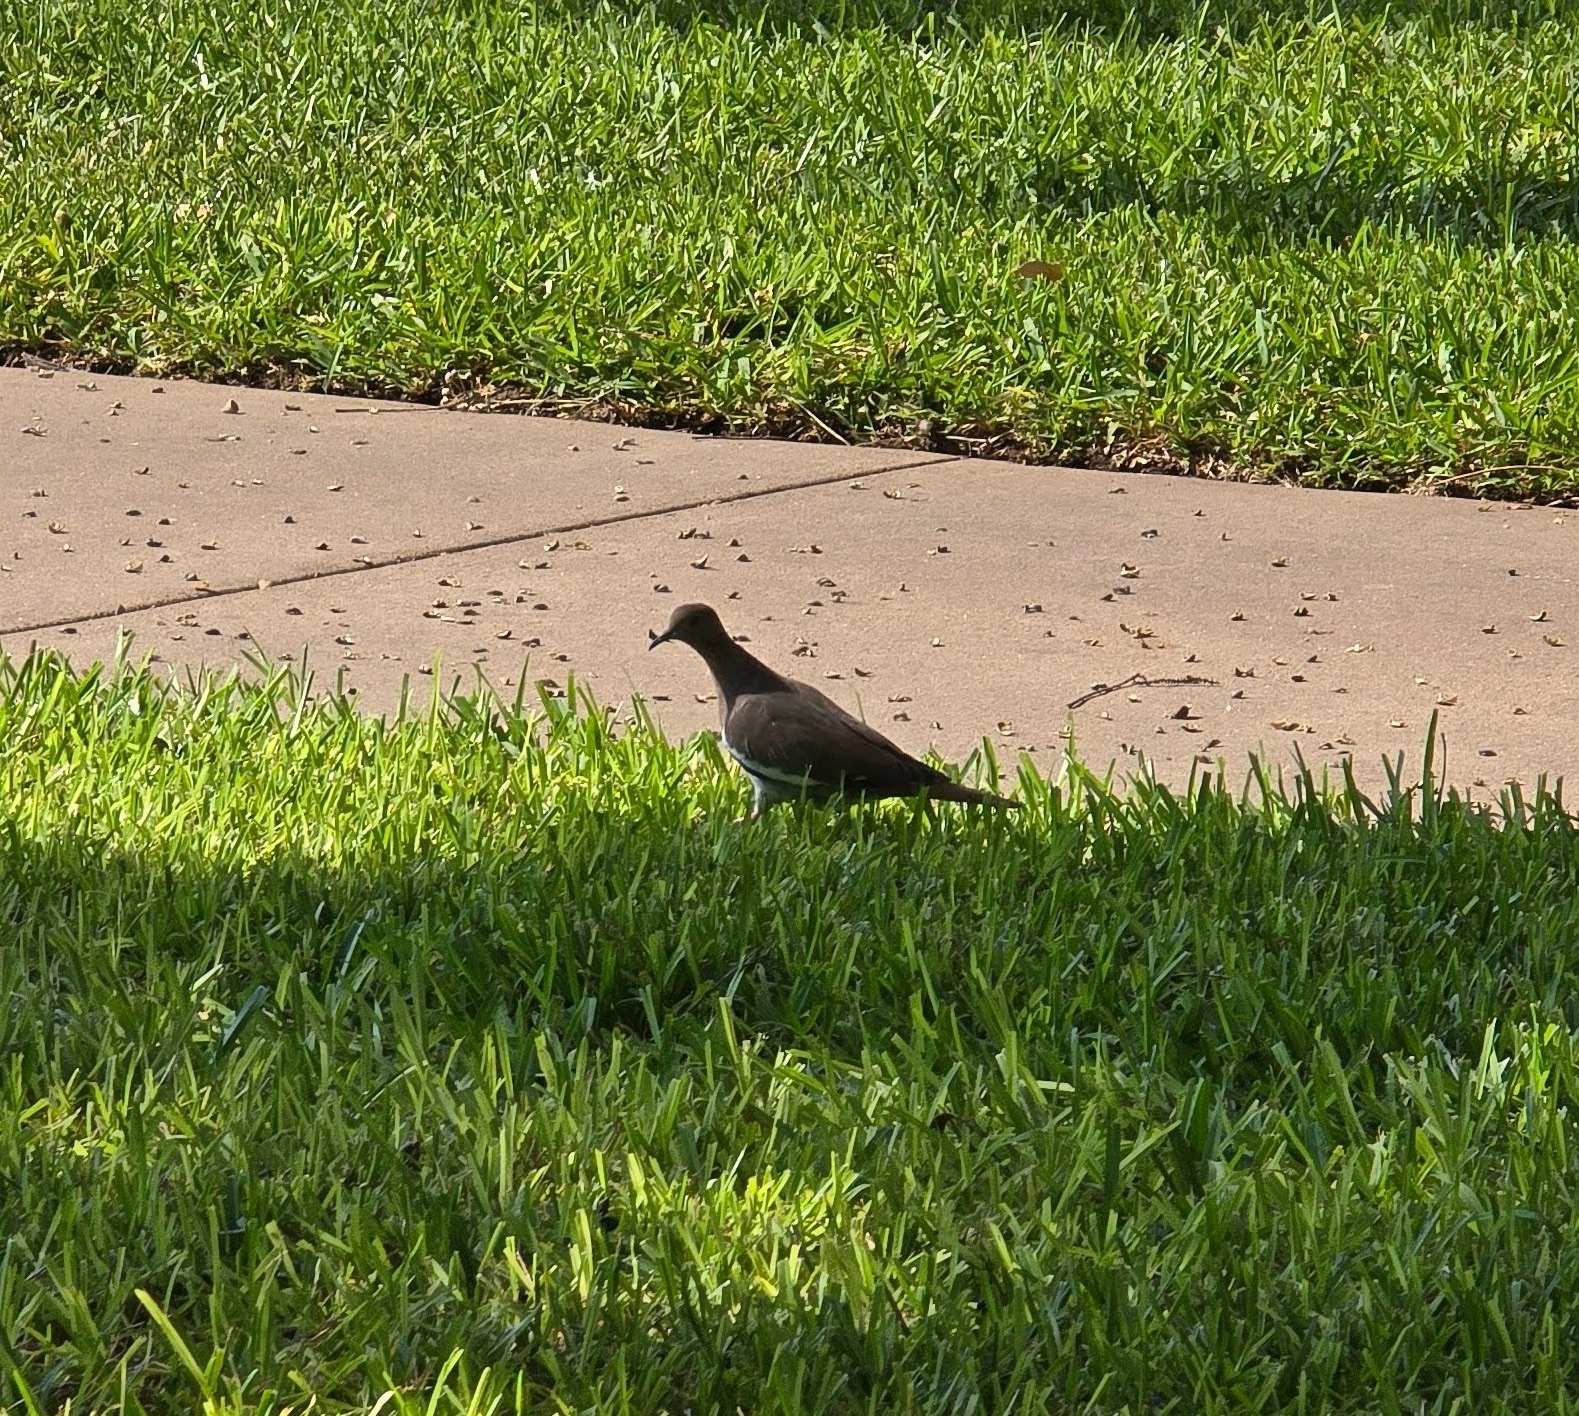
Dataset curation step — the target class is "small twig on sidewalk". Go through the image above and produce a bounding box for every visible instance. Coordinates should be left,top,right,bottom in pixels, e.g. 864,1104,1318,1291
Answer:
1067,671,1220,710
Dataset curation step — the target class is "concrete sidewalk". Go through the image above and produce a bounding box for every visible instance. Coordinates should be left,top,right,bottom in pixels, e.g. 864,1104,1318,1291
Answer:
6,364,1576,798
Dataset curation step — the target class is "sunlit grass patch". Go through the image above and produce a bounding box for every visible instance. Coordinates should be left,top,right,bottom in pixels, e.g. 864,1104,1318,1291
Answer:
4,650,1579,1411
6,0,1579,490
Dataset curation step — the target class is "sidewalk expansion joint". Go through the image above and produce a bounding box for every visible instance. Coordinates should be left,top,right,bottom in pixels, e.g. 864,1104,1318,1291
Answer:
4,455,956,637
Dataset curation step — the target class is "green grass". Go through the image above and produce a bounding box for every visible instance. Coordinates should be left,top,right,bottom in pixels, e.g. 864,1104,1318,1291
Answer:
6,0,1579,491
6,650,1579,1412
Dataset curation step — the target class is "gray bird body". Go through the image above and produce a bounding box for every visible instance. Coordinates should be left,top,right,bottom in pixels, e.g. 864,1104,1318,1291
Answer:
649,602,1019,817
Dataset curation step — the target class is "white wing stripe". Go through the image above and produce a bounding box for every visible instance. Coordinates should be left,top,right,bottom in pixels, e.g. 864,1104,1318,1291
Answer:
725,742,818,788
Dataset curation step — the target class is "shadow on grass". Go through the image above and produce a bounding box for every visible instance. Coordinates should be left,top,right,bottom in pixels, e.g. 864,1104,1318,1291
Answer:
1026,163,1579,247
589,0,1579,39
3,654,1575,1091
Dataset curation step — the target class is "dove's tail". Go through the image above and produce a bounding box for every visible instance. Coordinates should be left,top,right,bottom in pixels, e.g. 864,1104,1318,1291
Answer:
925,781,1022,809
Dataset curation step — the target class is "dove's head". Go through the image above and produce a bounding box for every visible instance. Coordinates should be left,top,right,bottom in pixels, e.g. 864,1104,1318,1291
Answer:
648,602,731,653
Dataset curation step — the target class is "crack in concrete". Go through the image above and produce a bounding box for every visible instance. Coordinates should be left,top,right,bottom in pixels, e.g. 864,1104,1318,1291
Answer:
3,455,955,637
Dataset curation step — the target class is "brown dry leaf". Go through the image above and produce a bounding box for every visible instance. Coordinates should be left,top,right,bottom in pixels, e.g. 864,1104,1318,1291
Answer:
1229,610,1245,622
1545,634,1565,647
1014,259,1064,282
1270,557,1289,568
1271,719,1302,731
124,560,143,574
1120,563,1140,578
1436,693,1458,705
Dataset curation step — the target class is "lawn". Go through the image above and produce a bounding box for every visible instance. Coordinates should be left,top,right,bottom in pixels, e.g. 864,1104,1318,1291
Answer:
6,652,1579,1412
5,0,1579,492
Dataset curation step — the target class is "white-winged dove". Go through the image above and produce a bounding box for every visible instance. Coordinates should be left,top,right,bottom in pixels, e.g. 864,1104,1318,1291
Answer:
649,602,1020,818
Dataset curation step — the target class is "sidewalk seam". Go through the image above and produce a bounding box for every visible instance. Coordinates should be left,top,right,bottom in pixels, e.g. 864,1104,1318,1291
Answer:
4,455,957,636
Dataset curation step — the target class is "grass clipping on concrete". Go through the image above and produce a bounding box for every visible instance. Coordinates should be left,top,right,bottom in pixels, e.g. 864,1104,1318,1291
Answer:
5,651,1579,1412
6,0,1579,492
